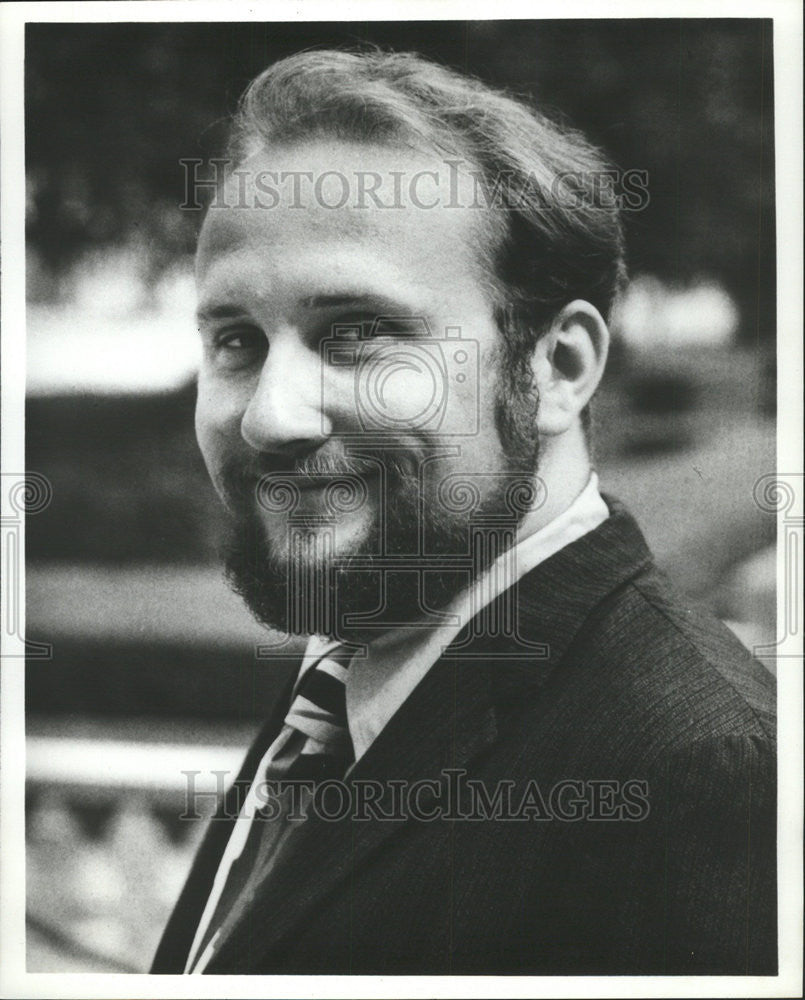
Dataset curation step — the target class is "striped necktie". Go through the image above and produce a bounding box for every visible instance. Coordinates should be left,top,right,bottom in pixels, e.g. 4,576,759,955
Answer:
185,642,354,973
281,642,355,782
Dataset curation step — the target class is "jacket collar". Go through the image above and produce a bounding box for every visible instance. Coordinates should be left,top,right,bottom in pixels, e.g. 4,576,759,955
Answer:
206,496,653,972
461,494,653,704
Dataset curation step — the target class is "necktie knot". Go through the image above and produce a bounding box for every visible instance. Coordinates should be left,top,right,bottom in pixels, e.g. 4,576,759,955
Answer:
282,643,354,778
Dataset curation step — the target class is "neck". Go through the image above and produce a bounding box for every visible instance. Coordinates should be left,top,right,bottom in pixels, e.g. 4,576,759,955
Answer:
516,425,592,544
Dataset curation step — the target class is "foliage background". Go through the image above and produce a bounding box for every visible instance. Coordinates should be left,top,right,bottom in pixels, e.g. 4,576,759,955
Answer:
26,19,775,336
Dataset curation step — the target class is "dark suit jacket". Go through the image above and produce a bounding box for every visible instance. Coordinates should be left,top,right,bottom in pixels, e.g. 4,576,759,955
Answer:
152,498,776,975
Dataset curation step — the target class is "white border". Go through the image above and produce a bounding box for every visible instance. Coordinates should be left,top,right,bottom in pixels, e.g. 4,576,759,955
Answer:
1,2,802,998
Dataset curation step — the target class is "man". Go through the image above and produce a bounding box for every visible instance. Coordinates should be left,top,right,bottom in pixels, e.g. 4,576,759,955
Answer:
152,49,776,975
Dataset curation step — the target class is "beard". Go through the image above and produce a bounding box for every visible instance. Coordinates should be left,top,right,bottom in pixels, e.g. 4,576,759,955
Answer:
222,380,541,643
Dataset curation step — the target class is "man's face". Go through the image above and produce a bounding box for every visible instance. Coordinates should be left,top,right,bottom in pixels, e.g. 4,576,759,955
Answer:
195,139,539,638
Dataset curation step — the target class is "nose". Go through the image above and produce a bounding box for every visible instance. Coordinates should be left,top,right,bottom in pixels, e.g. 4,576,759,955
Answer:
240,336,332,457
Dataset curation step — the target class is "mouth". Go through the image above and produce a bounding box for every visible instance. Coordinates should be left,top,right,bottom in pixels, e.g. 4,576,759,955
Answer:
251,469,382,521
224,455,408,517
295,473,376,491
295,476,330,492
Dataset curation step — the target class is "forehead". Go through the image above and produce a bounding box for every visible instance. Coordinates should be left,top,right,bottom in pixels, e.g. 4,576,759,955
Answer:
196,140,498,309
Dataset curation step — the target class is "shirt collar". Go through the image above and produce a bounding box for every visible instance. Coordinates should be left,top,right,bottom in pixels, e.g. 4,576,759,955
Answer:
298,472,608,762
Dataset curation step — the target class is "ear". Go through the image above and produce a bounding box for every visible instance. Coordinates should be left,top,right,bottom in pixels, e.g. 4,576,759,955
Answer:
533,300,610,436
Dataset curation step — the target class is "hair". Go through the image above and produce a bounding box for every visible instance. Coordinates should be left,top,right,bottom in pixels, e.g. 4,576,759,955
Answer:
229,48,627,449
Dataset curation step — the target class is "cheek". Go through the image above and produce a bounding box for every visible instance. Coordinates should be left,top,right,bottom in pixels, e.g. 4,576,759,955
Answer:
370,365,441,427
194,378,244,478
478,343,500,398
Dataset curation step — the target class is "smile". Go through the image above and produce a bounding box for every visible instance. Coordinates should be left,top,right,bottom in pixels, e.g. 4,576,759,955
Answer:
296,471,379,490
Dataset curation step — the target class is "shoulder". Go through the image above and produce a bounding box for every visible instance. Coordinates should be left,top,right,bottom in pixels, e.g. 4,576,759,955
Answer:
559,561,776,758
487,497,775,769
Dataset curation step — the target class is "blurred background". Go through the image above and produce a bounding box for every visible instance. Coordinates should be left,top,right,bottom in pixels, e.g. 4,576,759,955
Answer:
24,19,776,972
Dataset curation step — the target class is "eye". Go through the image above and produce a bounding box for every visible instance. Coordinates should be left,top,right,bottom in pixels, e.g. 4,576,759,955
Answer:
211,326,266,369
328,314,425,343
370,317,421,339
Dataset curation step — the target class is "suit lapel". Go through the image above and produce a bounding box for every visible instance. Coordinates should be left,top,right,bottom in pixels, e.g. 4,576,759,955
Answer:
452,495,654,703
208,651,498,971
204,498,654,972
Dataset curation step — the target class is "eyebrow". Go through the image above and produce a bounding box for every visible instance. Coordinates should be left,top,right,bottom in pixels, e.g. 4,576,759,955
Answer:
197,291,421,323
302,292,417,313
196,303,250,323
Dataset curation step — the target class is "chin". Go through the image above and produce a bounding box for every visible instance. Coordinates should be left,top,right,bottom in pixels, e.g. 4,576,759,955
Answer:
223,462,529,639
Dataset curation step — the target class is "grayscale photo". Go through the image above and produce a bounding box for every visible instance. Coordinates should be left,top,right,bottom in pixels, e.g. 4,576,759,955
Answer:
2,7,800,995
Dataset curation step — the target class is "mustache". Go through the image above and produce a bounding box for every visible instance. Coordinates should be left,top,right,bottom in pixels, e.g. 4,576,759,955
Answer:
220,449,418,509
